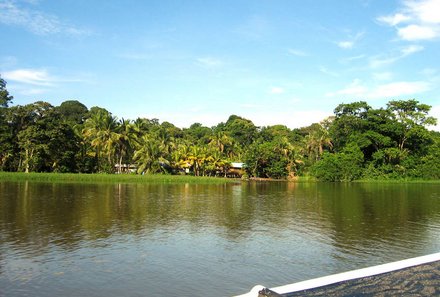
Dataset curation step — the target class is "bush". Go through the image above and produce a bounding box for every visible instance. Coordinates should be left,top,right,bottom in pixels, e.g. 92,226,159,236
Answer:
312,143,364,181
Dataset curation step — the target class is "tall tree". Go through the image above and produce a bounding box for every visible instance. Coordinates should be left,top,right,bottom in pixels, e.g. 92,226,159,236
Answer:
133,135,163,174
386,99,437,151
56,100,88,125
82,108,119,172
330,101,371,150
224,115,258,147
0,76,13,108
115,118,137,173
209,130,232,154
305,122,333,161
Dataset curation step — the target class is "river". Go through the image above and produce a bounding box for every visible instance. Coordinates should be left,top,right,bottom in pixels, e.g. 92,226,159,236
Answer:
1,181,439,296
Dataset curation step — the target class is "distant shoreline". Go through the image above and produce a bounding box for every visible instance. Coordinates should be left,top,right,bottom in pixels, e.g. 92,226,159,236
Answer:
0,172,236,184
1,172,439,184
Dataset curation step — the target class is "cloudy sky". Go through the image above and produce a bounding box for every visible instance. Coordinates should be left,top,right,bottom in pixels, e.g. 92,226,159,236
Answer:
1,0,439,129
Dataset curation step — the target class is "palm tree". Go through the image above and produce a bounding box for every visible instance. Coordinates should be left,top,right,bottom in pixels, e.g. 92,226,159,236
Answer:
156,127,175,161
82,110,119,172
274,136,303,177
187,145,207,176
209,130,232,154
115,118,137,173
170,141,191,174
206,149,230,177
305,123,333,161
226,140,242,161
132,135,163,174
132,118,150,135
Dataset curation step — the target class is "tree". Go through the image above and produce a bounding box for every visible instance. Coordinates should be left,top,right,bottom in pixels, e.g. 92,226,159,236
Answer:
56,100,88,125
0,76,13,108
330,101,371,151
0,77,14,169
224,115,258,147
13,103,79,173
133,135,164,174
0,116,13,170
243,141,289,179
187,145,207,176
415,132,440,179
184,123,212,144
312,143,364,181
82,108,119,172
305,122,333,161
386,99,437,152
115,118,137,174
209,129,232,154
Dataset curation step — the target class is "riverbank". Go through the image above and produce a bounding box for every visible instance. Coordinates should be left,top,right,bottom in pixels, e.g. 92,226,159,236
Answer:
355,178,440,184
1,172,439,184
0,172,238,184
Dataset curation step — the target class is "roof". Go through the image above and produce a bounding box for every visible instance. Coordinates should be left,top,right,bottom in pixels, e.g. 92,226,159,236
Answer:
231,162,244,168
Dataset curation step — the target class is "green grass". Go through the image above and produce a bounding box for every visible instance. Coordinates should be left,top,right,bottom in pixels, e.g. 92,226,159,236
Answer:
4,172,435,184
355,178,440,184
0,172,239,184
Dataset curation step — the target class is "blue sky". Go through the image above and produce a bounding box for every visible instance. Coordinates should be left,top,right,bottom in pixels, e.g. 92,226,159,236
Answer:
1,0,439,130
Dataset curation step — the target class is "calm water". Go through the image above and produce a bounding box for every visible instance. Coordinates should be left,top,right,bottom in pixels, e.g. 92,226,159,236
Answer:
0,181,439,297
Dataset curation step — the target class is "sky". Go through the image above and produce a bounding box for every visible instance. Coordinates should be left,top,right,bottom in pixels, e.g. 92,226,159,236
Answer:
1,0,440,130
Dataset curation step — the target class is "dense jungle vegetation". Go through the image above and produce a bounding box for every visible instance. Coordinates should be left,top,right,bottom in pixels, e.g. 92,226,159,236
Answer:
1,75,439,181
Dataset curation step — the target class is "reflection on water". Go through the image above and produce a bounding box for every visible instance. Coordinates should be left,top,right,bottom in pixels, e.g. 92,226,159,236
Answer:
0,181,439,296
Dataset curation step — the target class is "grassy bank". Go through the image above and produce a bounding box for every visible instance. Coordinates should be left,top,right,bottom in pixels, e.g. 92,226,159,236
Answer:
355,178,440,184
2,172,436,184
0,172,238,184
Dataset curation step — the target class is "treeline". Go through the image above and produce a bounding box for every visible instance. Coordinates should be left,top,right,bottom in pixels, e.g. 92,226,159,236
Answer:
1,76,439,180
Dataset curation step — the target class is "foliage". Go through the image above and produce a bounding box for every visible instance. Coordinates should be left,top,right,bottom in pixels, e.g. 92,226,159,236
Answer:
0,75,439,181
311,143,364,181
0,75,13,108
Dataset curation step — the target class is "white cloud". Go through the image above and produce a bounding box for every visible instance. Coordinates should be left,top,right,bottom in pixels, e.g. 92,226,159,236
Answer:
420,68,437,75
327,79,431,99
369,56,397,68
373,72,393,81
337,31,364,49
369,44,423,68
287,49,309,57
401,44,424,55
405,0,440,23
0,0,89,36
397,24,438,40
319,66,339,77
270,87,284,94
19,87,47,95
337,41,354,49
377,13,412,26
346,55,366,61
196,57,223,68
339,54,366,64
378,0,440,41
326,79,368,97
369,81,431,98
3,68,54,86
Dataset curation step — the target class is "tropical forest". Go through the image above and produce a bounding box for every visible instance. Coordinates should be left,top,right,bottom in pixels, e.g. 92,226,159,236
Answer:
1,75,439,181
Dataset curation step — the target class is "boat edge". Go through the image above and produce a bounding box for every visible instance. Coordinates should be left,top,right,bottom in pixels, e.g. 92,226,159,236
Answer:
233,252,440,297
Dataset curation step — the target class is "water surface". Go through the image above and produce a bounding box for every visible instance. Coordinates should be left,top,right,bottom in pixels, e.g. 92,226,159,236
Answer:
1,181,439,296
